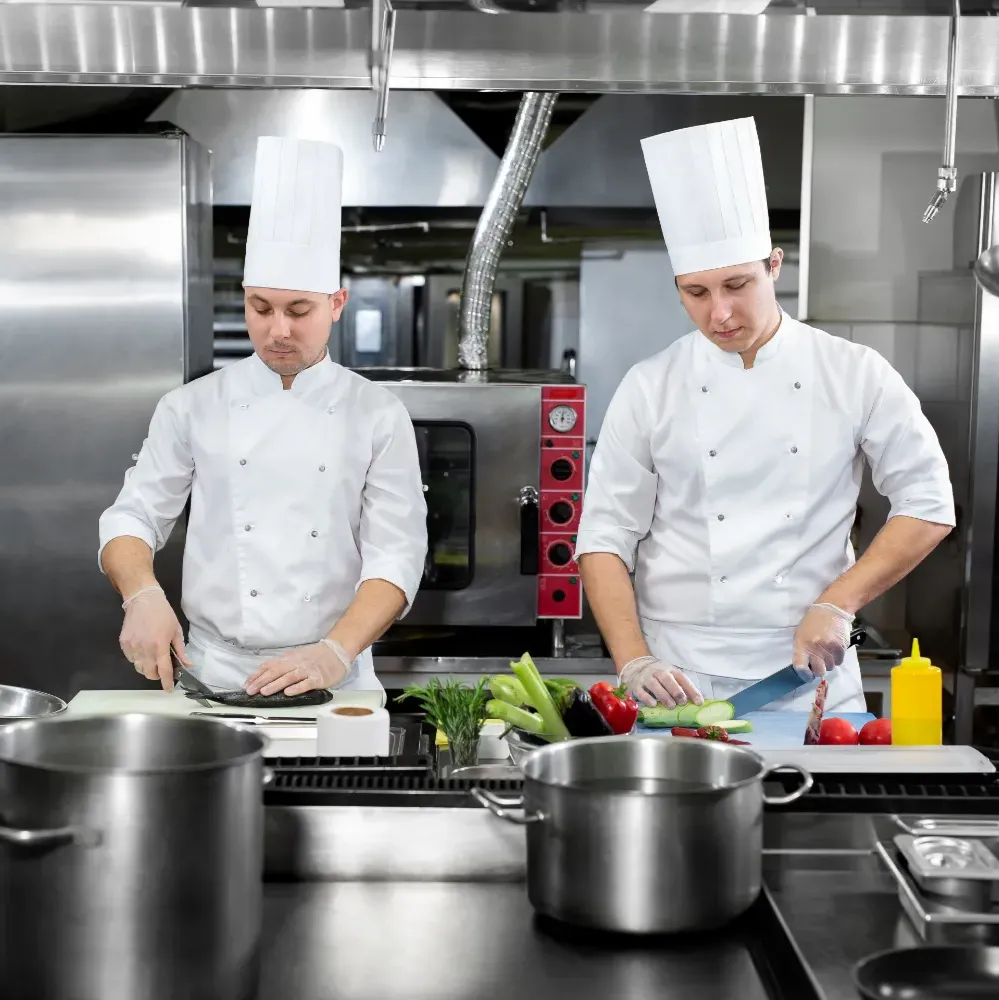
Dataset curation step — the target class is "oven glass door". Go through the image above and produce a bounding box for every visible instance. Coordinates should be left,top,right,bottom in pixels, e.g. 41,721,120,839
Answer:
413,421,475,590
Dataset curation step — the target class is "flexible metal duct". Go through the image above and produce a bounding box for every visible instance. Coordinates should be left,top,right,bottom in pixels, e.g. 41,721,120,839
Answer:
457,91,557,370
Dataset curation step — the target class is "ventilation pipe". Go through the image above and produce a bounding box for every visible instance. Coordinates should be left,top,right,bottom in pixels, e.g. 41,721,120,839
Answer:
457,91,557,371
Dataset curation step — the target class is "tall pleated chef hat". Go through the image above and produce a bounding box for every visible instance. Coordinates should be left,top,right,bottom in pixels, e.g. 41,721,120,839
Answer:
243,136,344,294
640,117,771,276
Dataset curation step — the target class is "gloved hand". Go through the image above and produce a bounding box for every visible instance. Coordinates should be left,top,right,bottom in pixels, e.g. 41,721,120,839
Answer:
619,655,704,709
792,602,854,677
119,585,190,692
244,638,354,697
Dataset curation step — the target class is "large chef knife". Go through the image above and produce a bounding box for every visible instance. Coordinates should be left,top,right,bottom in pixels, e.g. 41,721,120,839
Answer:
728,627,866,717
171,649,214,707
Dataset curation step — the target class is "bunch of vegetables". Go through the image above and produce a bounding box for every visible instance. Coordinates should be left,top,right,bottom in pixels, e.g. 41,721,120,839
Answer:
486,653,639,740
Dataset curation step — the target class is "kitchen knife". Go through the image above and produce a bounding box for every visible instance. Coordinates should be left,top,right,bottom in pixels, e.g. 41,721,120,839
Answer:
171,649,214,707
728,627,867,717
191,712,316,726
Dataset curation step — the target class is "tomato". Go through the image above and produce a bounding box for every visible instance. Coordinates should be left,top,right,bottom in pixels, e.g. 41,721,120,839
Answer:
817,717,860,746
859,718,892,746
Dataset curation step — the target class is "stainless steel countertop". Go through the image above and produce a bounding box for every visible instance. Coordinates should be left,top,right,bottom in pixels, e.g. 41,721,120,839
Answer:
257,811,933,1000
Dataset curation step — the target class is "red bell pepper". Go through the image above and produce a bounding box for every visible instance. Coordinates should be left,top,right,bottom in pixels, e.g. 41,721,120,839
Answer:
588,681,639,735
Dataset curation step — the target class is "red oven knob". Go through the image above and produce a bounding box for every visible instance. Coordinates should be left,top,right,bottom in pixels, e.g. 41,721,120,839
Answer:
548,500,574,525
548,541,573,567
550,457,575,482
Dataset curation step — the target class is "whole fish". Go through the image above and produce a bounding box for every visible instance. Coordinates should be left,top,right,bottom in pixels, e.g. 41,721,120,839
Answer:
185,688,334,709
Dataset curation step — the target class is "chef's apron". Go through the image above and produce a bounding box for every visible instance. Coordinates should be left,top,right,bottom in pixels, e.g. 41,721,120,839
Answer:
185,624,386,707
634,320,867,714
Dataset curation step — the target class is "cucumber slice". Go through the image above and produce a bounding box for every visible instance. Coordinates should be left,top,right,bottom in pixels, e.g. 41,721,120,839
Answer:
676,702,701,725
713,719,753,734
693,701,736,726
638,706,683,728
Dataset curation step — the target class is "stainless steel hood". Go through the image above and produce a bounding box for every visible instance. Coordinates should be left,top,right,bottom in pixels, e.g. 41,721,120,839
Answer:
150,89,500,206
2,8,999,94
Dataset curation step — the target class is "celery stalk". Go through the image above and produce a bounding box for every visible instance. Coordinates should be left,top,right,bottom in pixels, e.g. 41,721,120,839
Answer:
486,699,545,734
489,675,530,706
512,654,570,741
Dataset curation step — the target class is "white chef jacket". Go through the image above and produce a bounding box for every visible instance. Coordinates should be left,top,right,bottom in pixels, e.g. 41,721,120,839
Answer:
99,352,428,692
575,314,955,684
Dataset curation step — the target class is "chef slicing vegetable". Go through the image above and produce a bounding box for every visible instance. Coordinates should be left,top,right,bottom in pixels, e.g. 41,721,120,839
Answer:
575,117,955,715
98,137,428,698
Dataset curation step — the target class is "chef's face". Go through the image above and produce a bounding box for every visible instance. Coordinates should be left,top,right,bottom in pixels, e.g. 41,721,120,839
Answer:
244,287,349,379
675,250,783,358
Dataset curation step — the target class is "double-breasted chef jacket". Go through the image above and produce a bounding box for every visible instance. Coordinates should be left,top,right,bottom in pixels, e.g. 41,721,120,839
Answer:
99,350,428,694
574,313,956,699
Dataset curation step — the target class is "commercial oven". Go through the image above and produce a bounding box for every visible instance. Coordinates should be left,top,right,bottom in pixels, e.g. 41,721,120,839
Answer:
359,369,586,628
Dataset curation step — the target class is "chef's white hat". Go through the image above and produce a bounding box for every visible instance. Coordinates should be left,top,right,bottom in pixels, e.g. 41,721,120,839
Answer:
640,117,771,276
243,136,344,294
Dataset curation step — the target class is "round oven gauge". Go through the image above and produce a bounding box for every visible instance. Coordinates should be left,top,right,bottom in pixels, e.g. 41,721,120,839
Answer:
548,405,578,433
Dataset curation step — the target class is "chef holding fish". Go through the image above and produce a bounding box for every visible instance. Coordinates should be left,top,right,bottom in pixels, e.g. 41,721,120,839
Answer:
575,117,955,714
99,136,428,699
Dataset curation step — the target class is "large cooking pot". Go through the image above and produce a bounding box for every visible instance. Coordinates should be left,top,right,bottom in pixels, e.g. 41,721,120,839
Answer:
0,714,265,1000
473,734,812,934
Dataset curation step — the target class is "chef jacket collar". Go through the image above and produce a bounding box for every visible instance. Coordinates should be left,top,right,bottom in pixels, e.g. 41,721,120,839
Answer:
247,348,340,399
700,308,787,369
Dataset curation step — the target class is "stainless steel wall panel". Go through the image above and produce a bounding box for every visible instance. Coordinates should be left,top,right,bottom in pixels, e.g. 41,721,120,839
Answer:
1,8,998,96
0,133,211,699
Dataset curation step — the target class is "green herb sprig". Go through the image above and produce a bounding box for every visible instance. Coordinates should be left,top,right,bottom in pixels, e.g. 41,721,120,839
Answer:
397,677,490,769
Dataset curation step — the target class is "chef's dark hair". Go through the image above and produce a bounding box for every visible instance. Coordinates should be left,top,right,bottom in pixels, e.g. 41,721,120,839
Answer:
674,257,774,289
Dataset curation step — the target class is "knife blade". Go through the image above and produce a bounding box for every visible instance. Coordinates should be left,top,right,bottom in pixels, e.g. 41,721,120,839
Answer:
727,627,867,718
191,712,316,726
171,650,214,707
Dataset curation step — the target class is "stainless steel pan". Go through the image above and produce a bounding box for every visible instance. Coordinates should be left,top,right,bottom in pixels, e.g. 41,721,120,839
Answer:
0,684,67,723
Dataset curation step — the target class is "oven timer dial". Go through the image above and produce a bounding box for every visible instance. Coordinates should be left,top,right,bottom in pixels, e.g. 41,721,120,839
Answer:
548,404,578,433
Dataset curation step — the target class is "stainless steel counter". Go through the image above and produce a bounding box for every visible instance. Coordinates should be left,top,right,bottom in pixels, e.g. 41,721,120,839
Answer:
255,810,948,1000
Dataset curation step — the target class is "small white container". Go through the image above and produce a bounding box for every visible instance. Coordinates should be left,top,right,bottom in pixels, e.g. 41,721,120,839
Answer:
316,704,390,757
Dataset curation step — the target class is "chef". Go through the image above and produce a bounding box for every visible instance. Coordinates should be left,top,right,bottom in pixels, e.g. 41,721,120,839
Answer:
575,117,955,713
99,136,428,699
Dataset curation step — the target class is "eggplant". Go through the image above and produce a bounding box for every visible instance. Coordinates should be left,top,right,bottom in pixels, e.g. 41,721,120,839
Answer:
556,685,614,738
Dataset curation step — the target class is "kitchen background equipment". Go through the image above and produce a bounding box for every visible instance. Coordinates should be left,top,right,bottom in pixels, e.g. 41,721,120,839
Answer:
473,734,812,933
854,946,999,999
0,714,265,1000
0,685,67,724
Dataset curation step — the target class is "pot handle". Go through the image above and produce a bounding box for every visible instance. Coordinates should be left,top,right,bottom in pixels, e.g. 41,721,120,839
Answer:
0,823,102,854
761,764,814,806
470,786,545,825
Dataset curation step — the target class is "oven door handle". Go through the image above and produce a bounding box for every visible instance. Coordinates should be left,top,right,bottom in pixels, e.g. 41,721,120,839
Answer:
519,486,539,575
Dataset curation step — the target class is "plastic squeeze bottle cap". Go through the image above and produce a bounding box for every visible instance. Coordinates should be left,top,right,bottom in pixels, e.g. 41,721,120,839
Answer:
899,638,932,669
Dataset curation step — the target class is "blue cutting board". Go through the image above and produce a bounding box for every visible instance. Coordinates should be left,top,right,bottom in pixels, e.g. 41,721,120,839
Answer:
635,710,876,748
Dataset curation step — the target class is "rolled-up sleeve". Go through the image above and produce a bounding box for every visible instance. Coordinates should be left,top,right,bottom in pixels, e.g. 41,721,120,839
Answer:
357,398,429,616
860,353,956,526
575,368,659,572
97,393,195,571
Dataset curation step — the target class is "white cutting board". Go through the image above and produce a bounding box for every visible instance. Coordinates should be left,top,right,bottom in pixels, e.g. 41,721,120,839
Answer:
755,744,995,774
66,689,385,757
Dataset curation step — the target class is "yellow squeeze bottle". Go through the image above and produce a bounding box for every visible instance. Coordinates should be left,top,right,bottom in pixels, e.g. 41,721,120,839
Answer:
891,639,942,746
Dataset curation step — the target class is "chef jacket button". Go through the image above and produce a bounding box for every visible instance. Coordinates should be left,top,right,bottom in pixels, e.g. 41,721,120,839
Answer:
304,595,311,603
250,589,258,597
701,385,709,393
793,382,801,390
319,465,326,472
785,513,793,520
720,576,727,583
709,449,717,458
244,524,252,531
790,446,798,454
311,530,318,538
241,403,249,409
717,514,725,521
327,407,334,415
239,459,247,466
131,453,139,461
775,575,783,584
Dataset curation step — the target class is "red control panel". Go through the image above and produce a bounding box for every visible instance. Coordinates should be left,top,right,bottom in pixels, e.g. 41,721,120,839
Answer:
538,385,585,619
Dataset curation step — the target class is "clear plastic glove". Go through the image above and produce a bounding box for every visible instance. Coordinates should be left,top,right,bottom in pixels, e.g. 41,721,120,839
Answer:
244,638,353,697
119,585,190,692
792,602,853,678
619,656,704,709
